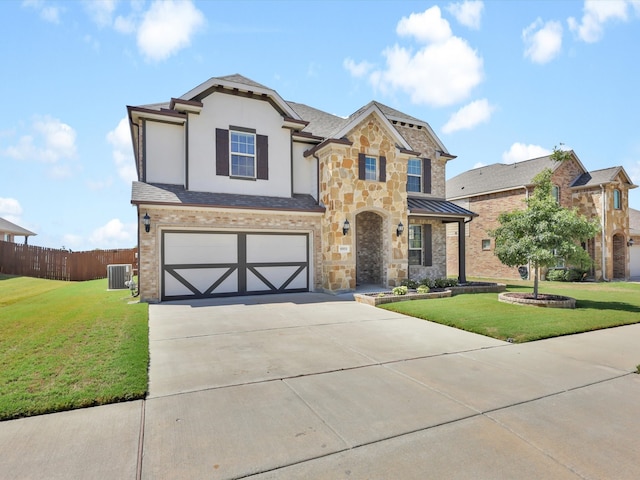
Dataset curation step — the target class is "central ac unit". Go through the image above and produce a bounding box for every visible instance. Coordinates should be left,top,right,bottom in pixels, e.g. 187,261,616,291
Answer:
107,264,132,290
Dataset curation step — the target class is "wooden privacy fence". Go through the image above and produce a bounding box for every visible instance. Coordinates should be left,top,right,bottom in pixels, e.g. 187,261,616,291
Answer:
0,241,137,281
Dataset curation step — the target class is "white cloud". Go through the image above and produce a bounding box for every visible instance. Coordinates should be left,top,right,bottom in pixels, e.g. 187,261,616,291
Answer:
83,0,117,27
343,58,374,78
502,143,552,164
89,218,136,248
568,0,631,43
442,98,495,133
364,6,483,108
137,0,205,62
3,116,77,163
107,117,137,183
447,1,484,29
523,19,563,64
23,0,62,24
473,161,486,169
0,198,23,224
396,6,452,43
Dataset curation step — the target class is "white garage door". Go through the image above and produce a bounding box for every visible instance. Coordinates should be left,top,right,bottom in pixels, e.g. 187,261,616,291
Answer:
630,244,640,278
161,231,309,301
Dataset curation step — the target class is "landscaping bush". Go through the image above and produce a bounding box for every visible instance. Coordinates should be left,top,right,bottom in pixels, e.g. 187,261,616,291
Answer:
546,268,587,282
416,285,429,294
400,279,420,289
392,285,408,295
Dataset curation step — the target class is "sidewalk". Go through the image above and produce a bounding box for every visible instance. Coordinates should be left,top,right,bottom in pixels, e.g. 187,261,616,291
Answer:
1,294,639,479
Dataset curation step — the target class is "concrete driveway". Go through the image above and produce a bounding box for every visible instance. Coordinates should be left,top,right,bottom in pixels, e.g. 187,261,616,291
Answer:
2,292,640,479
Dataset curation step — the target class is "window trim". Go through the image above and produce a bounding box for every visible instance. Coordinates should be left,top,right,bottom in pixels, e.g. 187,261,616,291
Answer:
482,239,491,251
230,130,256,179
364,155,377,181
407,158,422,193
551,185,560,204
613,189,621,210
358,153,386,182
408,224,422,266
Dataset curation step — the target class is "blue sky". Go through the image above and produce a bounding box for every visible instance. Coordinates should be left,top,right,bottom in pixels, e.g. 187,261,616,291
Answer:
1,0,639,251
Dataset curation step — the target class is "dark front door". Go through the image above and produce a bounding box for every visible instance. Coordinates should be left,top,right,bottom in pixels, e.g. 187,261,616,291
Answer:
356,211,383,286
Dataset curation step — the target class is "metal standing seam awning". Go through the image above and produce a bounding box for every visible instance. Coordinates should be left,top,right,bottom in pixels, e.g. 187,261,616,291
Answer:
407,197,477,283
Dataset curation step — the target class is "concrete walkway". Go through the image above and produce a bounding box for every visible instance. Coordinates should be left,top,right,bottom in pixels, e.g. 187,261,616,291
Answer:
2,292,640,479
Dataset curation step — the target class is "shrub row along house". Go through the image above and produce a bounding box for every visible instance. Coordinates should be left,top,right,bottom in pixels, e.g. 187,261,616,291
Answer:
128,74,476,302
446,152,638,281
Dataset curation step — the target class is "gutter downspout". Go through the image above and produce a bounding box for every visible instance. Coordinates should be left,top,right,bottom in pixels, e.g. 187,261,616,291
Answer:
459,217,473,284
601,184,608,281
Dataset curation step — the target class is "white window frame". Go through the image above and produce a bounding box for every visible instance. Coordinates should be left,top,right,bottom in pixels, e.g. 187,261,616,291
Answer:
482,239,491,251
364,156,377,181
230,130,256,178
407,158,422,193
408,225,422,265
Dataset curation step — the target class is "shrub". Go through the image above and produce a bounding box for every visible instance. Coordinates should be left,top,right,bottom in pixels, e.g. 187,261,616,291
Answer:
546,268,587,282
400,279,420,289
392,286,408,295
416,285,429,294
546,269,566,281
419,277,435,289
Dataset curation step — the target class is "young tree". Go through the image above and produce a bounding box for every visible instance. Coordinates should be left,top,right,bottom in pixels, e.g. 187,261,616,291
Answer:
489,168,599,298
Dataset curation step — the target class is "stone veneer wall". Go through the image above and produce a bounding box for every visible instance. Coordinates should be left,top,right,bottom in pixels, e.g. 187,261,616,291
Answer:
394,123,448,198
137,207,323,302
316,114,411,292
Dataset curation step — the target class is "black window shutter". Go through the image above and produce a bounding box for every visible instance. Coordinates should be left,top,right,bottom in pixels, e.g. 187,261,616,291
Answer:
423,158,431,194
215,128,229,176
379,156,386,182
358,153,366,180
423,224,432,266
256,134,268,180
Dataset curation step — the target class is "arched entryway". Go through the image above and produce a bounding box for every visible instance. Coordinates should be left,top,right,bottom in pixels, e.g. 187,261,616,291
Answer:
612,233,625,279
356,211,383,286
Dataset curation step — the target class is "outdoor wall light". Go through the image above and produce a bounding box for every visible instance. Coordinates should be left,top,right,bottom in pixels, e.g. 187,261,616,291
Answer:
628,238,635,247
396,222,404,236
142,212,151,233
342,219,350,236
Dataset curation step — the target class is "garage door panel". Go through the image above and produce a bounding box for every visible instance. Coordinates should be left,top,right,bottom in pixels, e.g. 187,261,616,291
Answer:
164,232,237,264
246,234,307,262
248,265,307,292
162,231,309,301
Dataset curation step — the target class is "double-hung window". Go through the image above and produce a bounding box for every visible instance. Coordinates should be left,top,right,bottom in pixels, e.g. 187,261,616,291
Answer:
551,185,560,204
230,131,256,178
408,225,422,265
358,153,386,182
364,156,378,181
407,158,422,193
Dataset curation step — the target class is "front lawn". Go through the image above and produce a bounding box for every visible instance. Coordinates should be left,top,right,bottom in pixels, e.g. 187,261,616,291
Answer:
0,274,148,421
381,280,640,343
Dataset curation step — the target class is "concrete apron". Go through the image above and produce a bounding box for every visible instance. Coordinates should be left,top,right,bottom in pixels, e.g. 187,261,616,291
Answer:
1,293,639,479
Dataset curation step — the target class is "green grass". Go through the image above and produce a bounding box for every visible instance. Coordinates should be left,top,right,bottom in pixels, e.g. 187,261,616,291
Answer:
0,274,148,421
381,279,640,343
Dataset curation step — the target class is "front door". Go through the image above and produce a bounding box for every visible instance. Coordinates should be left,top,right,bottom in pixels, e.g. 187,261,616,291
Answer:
356,211,383,286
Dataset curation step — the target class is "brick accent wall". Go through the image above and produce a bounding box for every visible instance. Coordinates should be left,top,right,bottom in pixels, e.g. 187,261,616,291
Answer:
137,207,323,302
408,218,446,281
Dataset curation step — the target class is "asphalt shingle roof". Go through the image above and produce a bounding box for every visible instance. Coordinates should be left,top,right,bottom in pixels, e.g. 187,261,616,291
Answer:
571,167,622,188
131,182,325,213
447,155,561,199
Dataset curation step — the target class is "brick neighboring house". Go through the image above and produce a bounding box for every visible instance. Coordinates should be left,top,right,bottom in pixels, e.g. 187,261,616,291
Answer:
446,152,637,281
128,74,475,302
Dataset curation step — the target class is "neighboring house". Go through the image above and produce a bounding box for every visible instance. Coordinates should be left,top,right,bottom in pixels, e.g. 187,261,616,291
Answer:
0,217,36,244
446,152,637,281
629,208,640,278
128,74,475,302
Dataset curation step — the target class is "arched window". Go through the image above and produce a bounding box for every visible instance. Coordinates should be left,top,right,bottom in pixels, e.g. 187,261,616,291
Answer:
613,189,621,209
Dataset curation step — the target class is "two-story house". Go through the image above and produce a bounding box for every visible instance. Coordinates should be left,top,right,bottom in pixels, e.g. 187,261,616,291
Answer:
446,152,637,281
129,74,475,302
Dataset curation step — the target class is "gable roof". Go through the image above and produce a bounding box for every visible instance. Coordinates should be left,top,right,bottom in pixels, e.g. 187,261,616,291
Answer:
572,166,637,189
447,155,564,200
0,217,36,237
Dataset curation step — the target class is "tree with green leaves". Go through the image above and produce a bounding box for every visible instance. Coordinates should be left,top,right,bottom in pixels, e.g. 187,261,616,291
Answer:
489,167,599,298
